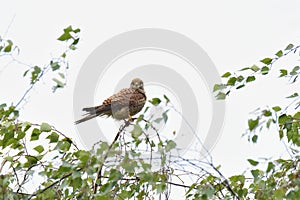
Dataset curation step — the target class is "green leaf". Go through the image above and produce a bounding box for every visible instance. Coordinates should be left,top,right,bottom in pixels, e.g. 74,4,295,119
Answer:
31,66,41,84
31,128,41,141
246,76,256,83
57,31,72,41
229,175,245,184
278,114,289,124
250,65,260,72
279,129,284,139
286,93,298,98
64,25,73,33
248,118,259,131
285,43,294,50
263,110,272,117
240,67,250,71
24,155,38,167
266,162,275,173
46,132,59,143
23,69,29,77
213,84,220,92
34,145,44,153
279,69,287,77
222,72,231,78
34,65,41,74
236,84,245,89
141,162,151,171
76,150,90,164
149,98,161,106
274,188,285,199
50,61,60,71
0,103,6,109
227,77,237,86
73,28,81,33
251,169,260,179
266,118,273,128
260,58,272,65
213,84,226,92
165,140,176,152
69,45,76,50
237,75,244,82
156,183,166,193
58,73,65,79
72,38,80,45
293,112,300,119
275,50,283,57
272,106,281,112
4,156,13,162
4,40,13,52
131,124,142,139
261,66,269,75
108,169,122,182
16,130,26,140
53,78,64,87
143,106,149,114
286,130,293,142
202,187,215,198
162,110,169,123
248,159,259,166
154,117,163,123
186,183,196,195
55,140,71,152
290,66,300,75
252,135,258,143
216,92,226,100
2,130,14,148
97,142,109,154
40,122,51,132
163,94,170,103
121,154,138,173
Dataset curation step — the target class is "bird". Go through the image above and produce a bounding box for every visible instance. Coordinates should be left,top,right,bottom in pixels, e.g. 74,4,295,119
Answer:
75,78,146,124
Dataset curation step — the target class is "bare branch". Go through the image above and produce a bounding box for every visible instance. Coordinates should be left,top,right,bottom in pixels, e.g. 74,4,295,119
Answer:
93,119,132,193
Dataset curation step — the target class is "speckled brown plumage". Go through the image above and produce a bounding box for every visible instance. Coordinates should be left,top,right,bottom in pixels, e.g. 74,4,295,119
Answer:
75,78,146,124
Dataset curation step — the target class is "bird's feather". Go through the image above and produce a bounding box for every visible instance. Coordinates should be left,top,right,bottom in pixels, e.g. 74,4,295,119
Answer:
75,78,146,124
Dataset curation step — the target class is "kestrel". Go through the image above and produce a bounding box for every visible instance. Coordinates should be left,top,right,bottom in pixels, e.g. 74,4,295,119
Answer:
75,78,146,124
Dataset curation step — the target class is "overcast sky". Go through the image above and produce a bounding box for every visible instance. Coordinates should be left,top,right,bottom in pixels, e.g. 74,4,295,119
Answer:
1,0,300,179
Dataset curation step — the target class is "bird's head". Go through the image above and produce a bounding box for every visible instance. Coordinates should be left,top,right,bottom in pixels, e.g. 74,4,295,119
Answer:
130,78,144,90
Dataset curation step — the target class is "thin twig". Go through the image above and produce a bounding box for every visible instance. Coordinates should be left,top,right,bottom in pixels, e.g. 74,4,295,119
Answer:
28,171,73,199
31,123,79,150
3,14,16,38
93,119,132,194
0,160,7,173
210,164,240,200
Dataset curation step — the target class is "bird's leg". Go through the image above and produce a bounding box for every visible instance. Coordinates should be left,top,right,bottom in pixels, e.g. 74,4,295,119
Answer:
128,114,134,122
122,115,133,127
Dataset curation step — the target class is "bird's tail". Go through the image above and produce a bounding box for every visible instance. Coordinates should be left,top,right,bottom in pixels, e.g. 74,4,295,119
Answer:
82,106,97,113
74,113,98,125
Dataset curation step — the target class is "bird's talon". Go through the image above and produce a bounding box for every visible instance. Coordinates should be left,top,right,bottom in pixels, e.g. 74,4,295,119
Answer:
128,115,134,122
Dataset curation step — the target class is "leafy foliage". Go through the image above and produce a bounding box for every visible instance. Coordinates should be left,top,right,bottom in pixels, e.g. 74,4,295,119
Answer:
214,42,300,200
1,27,300,199
214,43,300,99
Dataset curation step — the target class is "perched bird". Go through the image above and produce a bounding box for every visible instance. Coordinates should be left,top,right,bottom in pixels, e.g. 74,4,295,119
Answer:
75,78,146,124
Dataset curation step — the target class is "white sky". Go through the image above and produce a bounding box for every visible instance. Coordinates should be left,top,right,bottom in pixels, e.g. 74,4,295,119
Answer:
1,0,300,180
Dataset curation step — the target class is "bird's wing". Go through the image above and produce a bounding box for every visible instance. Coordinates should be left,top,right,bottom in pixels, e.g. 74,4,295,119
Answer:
81,88,134,114
75,88,145,124
81,87,146,116
110,88,136,110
